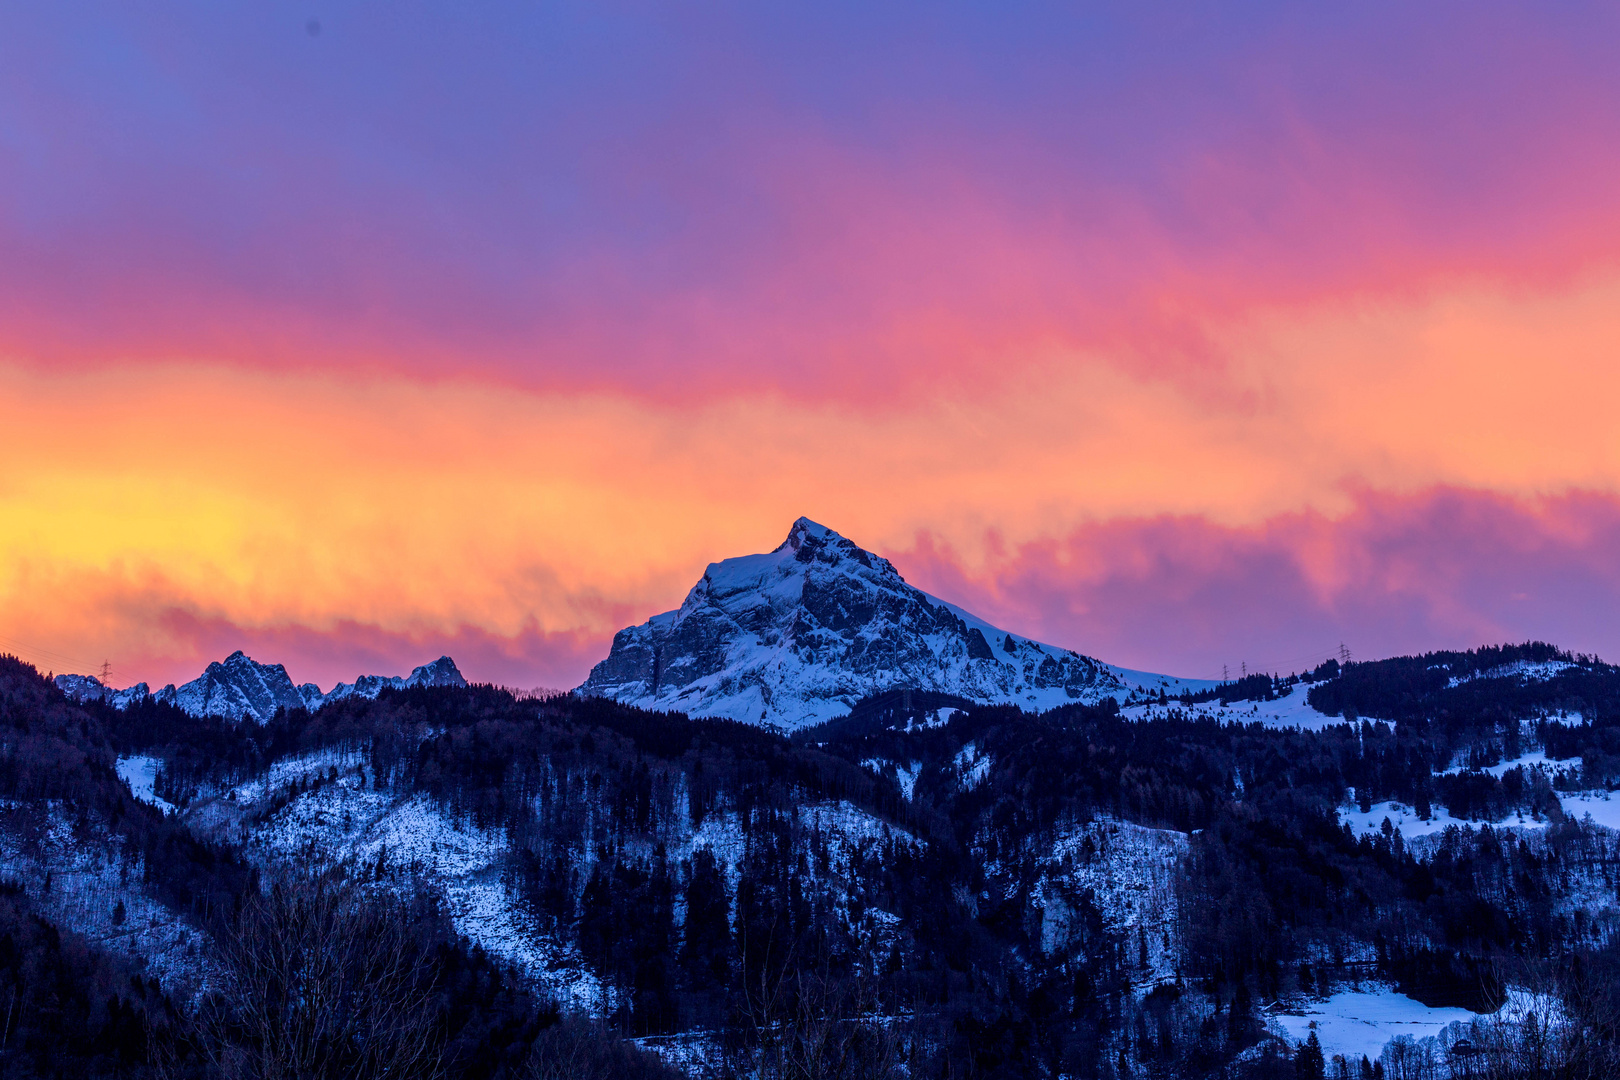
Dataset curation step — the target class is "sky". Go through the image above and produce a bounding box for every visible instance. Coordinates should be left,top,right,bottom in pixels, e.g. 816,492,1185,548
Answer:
4,1,1620,690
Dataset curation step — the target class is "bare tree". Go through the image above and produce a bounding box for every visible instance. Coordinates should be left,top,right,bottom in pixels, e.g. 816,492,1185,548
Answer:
1430,958,1620,1080
525,1016,683,1080
189,877,442,1080
730,925,907,1080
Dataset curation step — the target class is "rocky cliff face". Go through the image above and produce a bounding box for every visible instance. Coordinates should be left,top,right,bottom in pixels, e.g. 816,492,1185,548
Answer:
578,518,1137,729
152,651,311,721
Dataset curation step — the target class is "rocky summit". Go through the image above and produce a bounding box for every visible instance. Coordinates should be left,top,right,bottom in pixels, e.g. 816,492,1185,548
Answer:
578,516,1181,728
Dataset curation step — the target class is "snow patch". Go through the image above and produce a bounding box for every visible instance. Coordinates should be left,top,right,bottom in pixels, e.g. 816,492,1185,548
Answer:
189,757,609,1011
0,802,209,989
954,742,992,789
861,759,924,800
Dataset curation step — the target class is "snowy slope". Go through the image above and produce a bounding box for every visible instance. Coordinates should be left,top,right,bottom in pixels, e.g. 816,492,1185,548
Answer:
56,653,467,723
579,517,1210,730
0,801,211,990
179,746,921,1013
1031,818,1187,987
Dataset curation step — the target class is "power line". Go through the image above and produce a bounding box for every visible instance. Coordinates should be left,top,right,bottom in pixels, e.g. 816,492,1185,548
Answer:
1202,642,1349,683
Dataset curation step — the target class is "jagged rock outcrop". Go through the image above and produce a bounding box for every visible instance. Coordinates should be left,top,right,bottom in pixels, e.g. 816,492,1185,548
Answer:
321,655,468,705
578,517,1131,729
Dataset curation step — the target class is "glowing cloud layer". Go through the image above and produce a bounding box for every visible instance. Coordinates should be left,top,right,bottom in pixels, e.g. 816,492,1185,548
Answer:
3,3,1620,686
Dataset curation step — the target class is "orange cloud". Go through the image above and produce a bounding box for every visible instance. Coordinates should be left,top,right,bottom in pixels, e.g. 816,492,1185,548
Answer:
5,269,1620,685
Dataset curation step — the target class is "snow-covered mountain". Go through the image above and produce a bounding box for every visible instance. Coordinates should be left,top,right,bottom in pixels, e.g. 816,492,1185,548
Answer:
579,517,1204,729
55,651,467,724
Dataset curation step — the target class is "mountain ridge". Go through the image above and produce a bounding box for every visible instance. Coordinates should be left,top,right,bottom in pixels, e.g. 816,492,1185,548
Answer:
55,650,467,723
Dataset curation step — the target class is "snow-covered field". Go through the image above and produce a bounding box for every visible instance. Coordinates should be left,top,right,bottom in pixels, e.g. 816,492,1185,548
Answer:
1340,788,1620,838
1559,789,1620,830
1338,799,1554,838
1274,986,1570,1070
1271,988,1480,1063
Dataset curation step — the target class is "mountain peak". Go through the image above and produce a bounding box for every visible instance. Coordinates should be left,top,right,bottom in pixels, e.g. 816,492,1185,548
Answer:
782,516,837,549
580,520,1132,728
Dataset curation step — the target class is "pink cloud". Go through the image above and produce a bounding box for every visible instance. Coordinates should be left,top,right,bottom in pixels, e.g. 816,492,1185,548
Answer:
4,4,1620,403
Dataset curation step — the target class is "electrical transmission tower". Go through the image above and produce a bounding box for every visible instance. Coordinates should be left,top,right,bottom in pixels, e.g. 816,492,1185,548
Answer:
1339,642,1352,664
98,659,112,680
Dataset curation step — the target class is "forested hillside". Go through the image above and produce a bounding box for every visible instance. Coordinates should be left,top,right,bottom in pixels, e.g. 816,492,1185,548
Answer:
1,645,1619,1077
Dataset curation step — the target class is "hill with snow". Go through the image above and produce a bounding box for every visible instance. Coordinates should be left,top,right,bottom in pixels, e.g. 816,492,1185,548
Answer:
578,516,1206,728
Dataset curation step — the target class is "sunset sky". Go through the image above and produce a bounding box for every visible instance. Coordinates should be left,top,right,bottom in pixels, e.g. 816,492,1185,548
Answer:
5,1,1620,690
